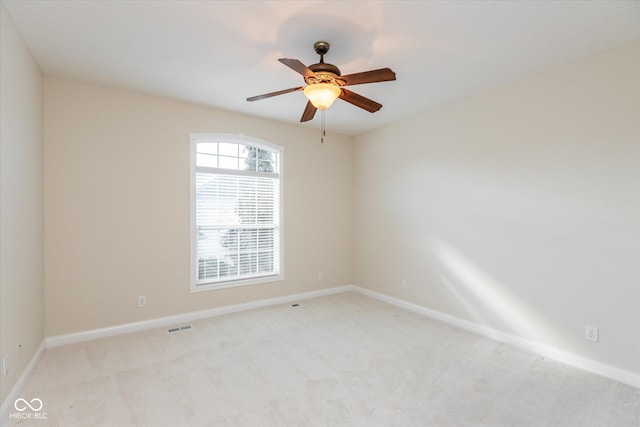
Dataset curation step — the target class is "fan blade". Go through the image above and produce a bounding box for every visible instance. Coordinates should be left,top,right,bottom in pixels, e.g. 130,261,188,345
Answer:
246,87,304,102
300,101,317,122
339,88,383,113
279,58,317,79
341,68,396,86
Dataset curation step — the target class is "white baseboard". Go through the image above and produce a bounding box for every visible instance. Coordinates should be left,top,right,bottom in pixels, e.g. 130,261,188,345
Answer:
352,286,640,389
1,340,46,423
46,285,354,348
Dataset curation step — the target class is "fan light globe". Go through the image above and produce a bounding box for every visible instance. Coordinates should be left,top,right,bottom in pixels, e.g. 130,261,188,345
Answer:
303,83,341,110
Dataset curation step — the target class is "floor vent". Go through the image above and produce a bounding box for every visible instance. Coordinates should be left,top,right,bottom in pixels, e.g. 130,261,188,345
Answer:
168,325,192,333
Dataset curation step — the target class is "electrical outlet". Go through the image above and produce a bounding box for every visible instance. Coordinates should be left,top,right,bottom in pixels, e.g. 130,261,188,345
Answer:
318,272,324,281
401,280,408,289
3,354,8,376
585,325,599,342
138,295,146,307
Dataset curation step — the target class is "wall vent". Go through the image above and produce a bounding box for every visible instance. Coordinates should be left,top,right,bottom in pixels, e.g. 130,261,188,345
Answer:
168,325,192,333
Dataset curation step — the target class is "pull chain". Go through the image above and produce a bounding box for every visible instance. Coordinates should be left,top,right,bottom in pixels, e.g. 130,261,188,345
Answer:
321,109,326,143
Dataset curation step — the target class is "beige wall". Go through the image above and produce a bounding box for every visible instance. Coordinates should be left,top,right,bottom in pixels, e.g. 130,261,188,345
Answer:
44,78,353,336
0,6,45,403
353,41,640,373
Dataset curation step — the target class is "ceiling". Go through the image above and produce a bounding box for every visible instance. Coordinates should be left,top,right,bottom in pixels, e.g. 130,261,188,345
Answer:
3,1,639,136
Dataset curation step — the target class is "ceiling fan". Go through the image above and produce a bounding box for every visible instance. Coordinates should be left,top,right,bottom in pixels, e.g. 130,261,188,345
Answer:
247,41,396,122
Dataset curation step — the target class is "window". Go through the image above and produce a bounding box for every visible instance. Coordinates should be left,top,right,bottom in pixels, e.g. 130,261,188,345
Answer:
190,133,283,292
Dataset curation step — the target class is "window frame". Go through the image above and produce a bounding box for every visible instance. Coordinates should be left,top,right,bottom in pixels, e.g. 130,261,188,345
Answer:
190,133,284,293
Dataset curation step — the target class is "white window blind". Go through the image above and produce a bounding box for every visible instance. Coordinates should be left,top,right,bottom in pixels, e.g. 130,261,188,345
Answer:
191,134,283,291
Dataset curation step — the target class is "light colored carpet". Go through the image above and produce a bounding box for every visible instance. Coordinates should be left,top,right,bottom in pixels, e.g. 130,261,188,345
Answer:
5,292,639,426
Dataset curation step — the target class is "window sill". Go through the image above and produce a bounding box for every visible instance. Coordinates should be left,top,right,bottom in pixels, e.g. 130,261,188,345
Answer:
190,274,284,293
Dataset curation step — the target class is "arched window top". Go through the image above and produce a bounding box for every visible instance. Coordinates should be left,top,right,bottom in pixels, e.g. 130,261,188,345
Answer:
191,133,282,174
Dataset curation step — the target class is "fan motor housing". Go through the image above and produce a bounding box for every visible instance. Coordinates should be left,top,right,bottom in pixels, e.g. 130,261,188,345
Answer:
309,62,341,76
